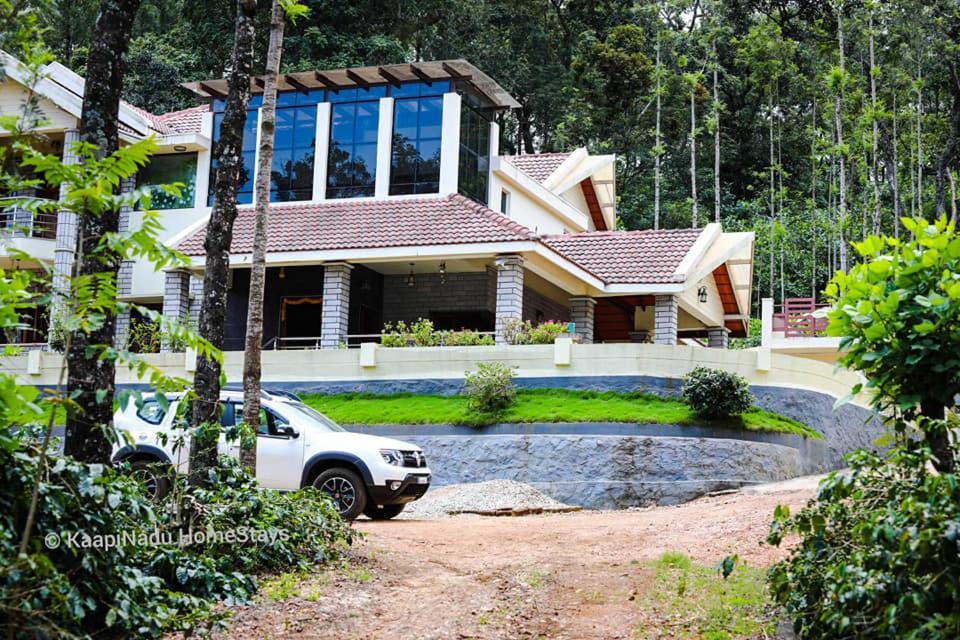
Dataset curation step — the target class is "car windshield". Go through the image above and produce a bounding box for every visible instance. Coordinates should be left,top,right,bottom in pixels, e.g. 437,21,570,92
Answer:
281,401,345,432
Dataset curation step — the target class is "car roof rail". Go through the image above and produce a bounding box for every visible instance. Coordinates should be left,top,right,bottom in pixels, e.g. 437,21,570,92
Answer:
220,384,300,402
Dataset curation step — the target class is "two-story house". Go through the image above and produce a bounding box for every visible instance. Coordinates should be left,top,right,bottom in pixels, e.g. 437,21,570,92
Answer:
1,54,754,350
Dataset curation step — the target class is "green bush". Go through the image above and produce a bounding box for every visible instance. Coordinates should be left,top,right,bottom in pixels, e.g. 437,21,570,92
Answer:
768,440,960,639
501,318,570,345
681,366,754,419
380,319,494,347
462,362,517,417
0,439,353,639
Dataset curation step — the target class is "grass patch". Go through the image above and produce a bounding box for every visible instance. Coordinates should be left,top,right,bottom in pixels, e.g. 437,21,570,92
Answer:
635,552,774,640
302,389,820,438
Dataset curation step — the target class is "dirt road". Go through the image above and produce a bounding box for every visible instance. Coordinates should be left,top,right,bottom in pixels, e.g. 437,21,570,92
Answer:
223,483,815,639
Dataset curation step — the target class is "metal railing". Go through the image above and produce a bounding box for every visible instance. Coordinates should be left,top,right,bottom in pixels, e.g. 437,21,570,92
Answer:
1,199,58,240
772,298,830,338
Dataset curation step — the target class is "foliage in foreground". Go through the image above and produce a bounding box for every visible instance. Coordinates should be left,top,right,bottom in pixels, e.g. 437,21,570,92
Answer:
682,367,755,419
380,319,495,347
634,551,773,640
302,389,818,437
768,441,960,640
463,361,518,416
0,439,352,639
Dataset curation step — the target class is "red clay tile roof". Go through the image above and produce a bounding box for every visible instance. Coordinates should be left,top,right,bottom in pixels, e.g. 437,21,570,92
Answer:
502,152,571,184
541,228,704,284
155,105,207,134
175,193,536,256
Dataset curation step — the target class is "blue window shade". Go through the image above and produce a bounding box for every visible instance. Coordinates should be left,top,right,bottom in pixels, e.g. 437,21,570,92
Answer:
271,105,316,202
327,100,380,199
390,95,443,195
208,109,258,205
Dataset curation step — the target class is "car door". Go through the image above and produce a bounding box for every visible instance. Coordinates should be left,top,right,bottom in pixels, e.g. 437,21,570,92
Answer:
232,402,304,490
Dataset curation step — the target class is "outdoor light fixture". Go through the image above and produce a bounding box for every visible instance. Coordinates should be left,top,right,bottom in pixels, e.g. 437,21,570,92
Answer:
173,145,187,152
278,267,286,280
406,263,416,288
698,286,708,303
438,261,447,285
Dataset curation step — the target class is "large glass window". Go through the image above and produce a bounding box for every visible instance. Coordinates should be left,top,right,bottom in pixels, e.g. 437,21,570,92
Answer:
327,100,380,198
208,95,261,206
389,81,449,195
458,95,491,204
137,153,197,209
272,105,317,201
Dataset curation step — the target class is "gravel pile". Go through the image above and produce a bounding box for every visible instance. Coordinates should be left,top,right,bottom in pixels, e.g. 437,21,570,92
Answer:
399,479,574,519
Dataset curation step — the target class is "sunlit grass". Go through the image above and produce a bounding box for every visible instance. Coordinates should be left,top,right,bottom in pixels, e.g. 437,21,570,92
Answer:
302,389,819,438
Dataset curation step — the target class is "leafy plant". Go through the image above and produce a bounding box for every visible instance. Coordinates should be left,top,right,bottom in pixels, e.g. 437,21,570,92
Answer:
681,366,754,419
825,216,960,469
768,439,960,639
462,362,517,418
729,318,761,349
500,318,570,345
380,319,494,347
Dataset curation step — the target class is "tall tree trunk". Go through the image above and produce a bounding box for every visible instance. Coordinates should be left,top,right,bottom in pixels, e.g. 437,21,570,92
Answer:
951,170,958,224
811,95,818,299
690,89,698,228
869,10,881,235
242,0,285,474
190,0,258,485
654,29,662,230
62,0,141,463
836,1,848,272
916,57,923,217
935,74,960,217
713,38,720,224
769,93,775,298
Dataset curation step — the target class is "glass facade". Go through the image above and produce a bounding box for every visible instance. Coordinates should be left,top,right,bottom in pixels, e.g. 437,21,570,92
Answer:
389,81,449,195
137,153,198,210
326,85,385,199
208,95,261,205
458,94,491,204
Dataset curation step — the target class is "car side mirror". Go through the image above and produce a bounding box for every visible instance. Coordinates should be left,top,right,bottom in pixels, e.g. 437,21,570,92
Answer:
277,424,299,439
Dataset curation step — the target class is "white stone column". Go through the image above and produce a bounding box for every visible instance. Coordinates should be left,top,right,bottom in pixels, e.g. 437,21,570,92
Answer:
161,269,191,352
188,274,204,329
486,119,500,209
313,101,331,201
374,97,393,198
438,92,462,195
320,262,352,348
569,297,596,344
50,127,81,346
494,254,524,345
707,326,730,348
653,294,679,345
114,174,138,348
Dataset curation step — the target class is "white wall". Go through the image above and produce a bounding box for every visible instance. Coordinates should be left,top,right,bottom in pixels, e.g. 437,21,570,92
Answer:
0,81,77,132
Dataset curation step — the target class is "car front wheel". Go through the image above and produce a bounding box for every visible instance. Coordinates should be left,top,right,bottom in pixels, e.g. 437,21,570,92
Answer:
363,503,406,520
313,467,367,520
129,459,172,500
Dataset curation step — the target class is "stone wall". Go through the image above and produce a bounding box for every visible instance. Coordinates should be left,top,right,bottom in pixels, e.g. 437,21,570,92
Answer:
382,271,496,325
523,287,570,324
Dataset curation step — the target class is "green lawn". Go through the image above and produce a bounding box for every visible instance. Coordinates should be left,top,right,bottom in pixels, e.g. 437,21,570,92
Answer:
302,389,820,438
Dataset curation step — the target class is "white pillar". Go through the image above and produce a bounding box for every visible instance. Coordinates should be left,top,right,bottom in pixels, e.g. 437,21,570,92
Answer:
761,297,774,347
494,254,524,345
321,262,352,348
194,111,213,208
438,91,462,195
486,119,500,210
51,128,81,329
114,173,137,347
569,297,596,344
653,295,679,346
313,101,331,201
375,97,393,198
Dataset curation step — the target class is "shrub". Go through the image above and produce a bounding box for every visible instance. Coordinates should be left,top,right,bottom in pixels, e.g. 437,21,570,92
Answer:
500,318,570,345
729,318,761,349
462,362,517,416
0,437,353,639
681,366,754,419
768,440,960,639
380,319,494,347
444,329,495,346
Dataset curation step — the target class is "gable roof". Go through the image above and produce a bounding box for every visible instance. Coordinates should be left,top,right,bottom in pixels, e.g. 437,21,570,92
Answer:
155,105,207,134
502,152,572,184
541,228,704,284
174,193,536,256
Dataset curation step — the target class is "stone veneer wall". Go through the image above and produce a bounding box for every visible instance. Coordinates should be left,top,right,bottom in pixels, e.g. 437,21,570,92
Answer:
523,287,570,324
382,271,496,325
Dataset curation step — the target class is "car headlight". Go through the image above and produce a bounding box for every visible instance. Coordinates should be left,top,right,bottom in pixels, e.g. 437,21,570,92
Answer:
380,449,403,466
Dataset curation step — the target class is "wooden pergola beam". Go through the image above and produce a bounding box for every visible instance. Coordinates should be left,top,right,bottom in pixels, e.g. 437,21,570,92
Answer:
198,82,226,100
285,74,310,94
344,69,370,90
314,71,340,94
409,63,433,85
377,66,403,87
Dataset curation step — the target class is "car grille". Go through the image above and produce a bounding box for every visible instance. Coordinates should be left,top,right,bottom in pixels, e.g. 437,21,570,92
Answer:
401,482,430,499
401,451,427,468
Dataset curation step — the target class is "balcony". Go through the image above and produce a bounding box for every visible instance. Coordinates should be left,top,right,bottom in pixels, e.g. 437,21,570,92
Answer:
761,297,841,362
0,199,58,264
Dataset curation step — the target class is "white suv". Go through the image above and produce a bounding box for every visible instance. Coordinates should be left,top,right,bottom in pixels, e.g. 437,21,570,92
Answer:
112,389,431,520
